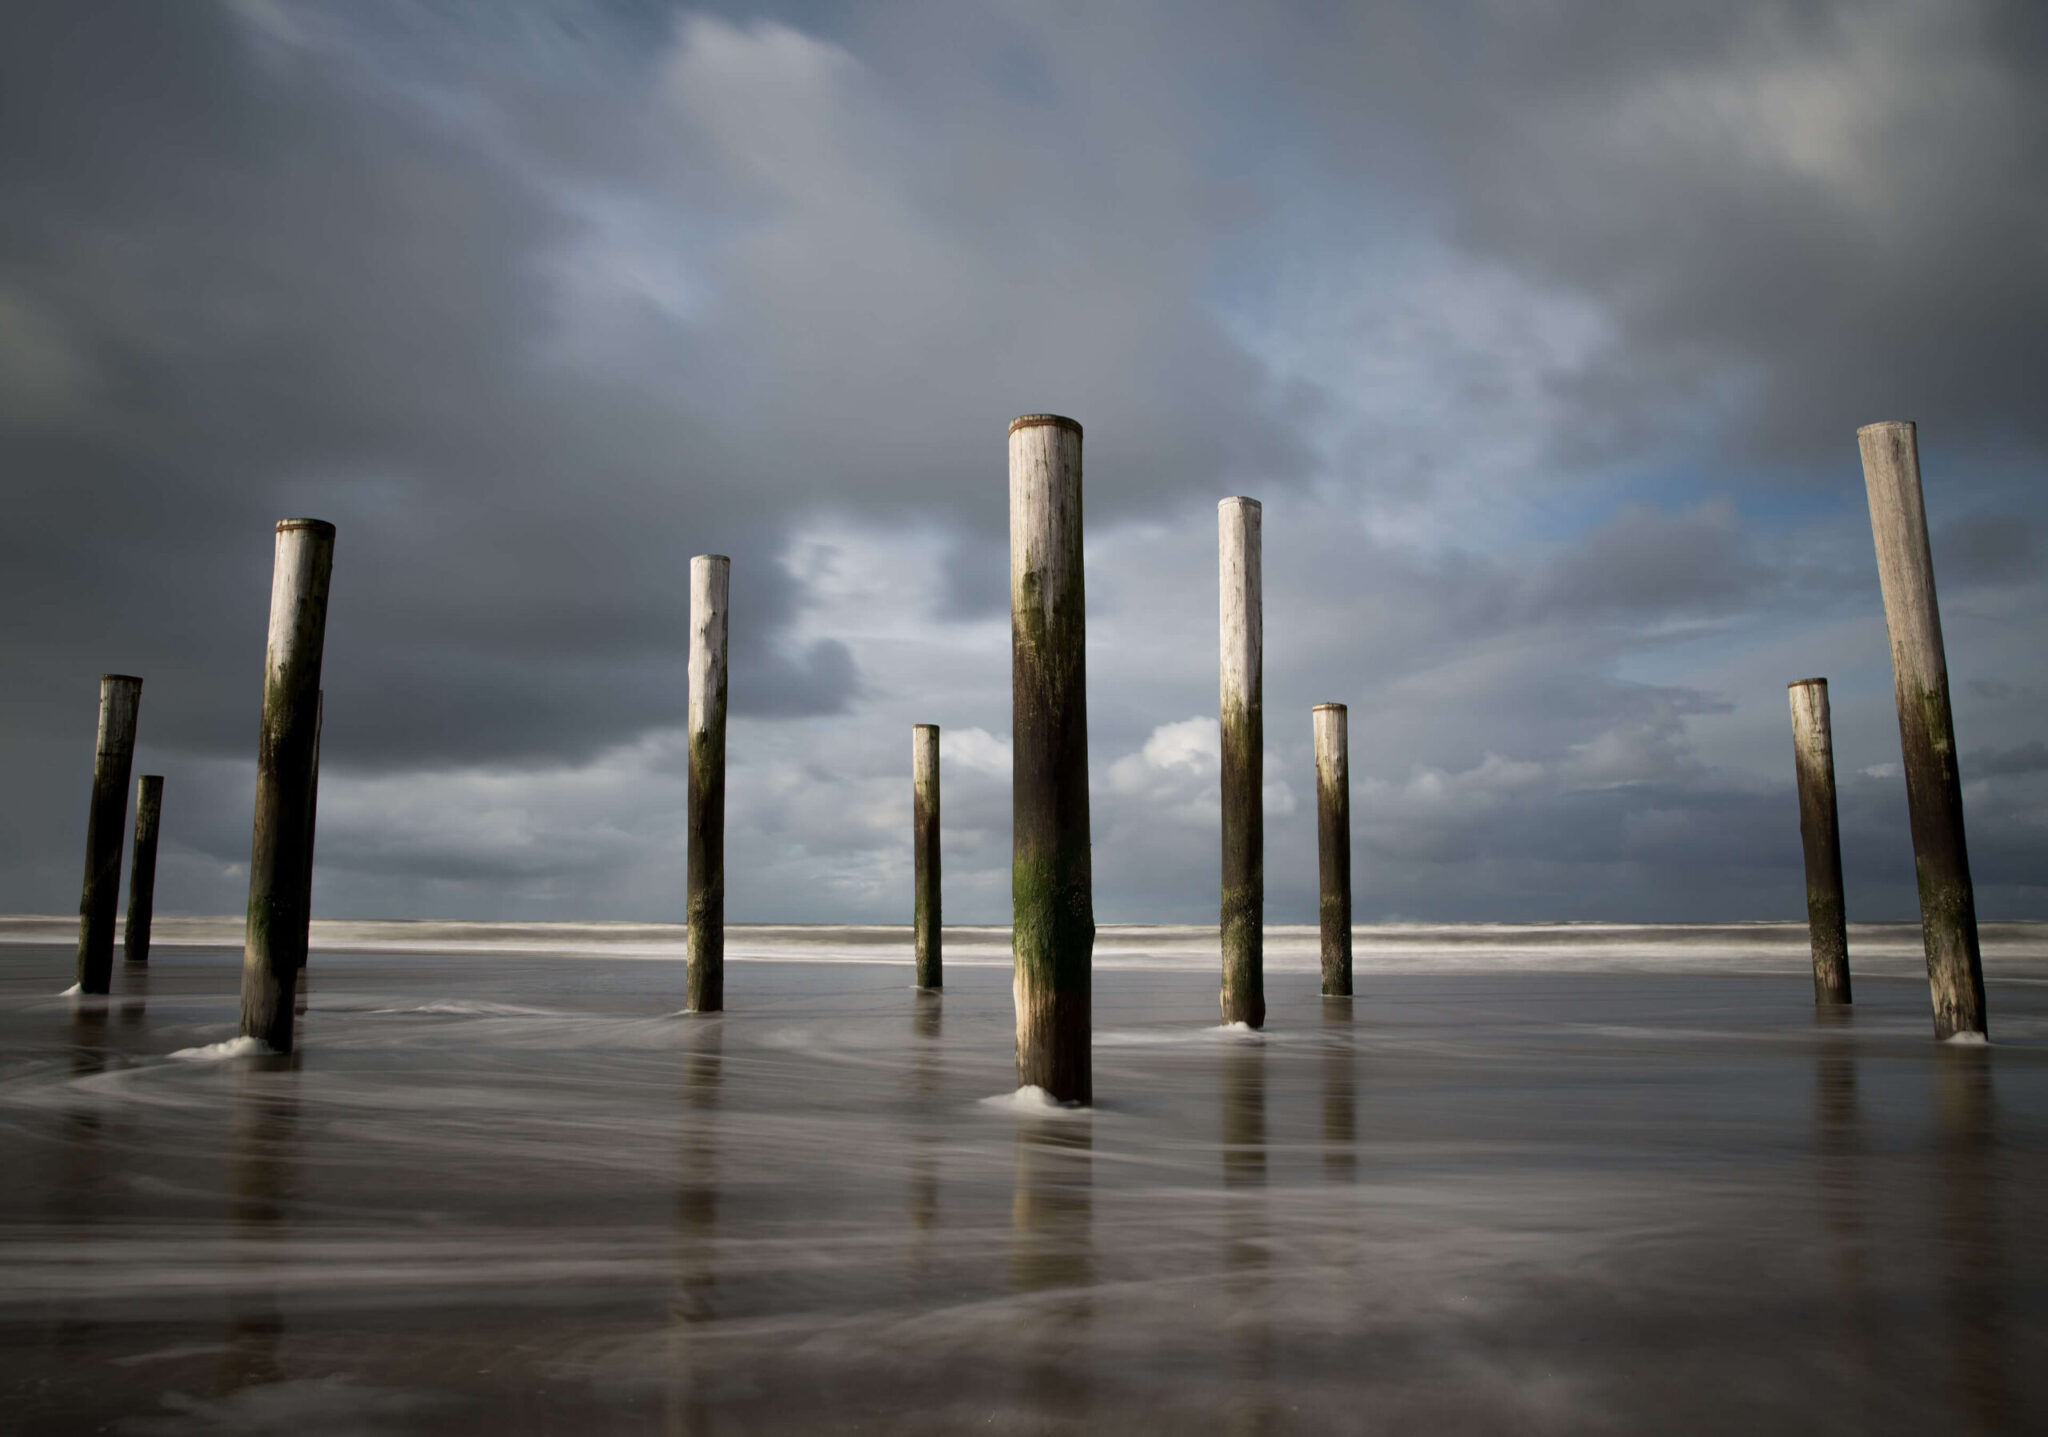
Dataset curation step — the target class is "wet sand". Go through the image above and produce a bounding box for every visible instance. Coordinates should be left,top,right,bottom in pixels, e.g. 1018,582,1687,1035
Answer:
2,936,2045,1433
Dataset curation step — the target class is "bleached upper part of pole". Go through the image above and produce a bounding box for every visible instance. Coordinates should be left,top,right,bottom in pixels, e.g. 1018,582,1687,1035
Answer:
1009,417,1085,636
688,555,730,734
1219,498,1261,710
1857,422,1947,689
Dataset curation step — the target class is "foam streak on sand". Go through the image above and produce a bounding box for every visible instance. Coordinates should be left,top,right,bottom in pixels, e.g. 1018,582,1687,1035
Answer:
169,1035,274,1062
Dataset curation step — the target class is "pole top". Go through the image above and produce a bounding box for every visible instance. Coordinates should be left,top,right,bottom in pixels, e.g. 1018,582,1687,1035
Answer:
691,553,731,565
1313,701,1347,712
1856,420,1914,437
1788,676,1829,689
276,518,336,537
913,722,940,733
100,673,143,686
1220,495,1262,511
1009,414,1082,437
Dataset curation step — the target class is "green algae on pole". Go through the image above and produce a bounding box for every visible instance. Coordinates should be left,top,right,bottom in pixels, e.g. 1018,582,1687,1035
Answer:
1313,703,1353,998
913,723,942,990
239,519,335,1052
123,775,164,966
75,674,142,994
687,554,730,1014
1857,421,1985,1040
1010,415,1094,1103
1219,497,1264,1028
1788,680,1851,1005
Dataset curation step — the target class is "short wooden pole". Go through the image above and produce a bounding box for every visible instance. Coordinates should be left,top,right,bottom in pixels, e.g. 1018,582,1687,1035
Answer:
1010,415,1093,1103
913,723,942,990
1219,497,1264,1028
1788,679,1851,1004
239,519,335,1051
1857,422,1985,1039
1313,703,1352,998
76,674,142,994
123,775,164,966
686,554,730,1013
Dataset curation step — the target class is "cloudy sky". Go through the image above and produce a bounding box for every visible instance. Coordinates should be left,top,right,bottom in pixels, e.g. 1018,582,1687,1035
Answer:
2,0,2043,925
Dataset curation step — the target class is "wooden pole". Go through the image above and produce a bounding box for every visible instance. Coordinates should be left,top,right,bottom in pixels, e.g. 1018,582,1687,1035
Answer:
1788,679,1851,1005
1313,702,1352,998
913,723,942,990
239,519,335,1051
76,674,141,994
1010,414,1093,1103
123,775,164,966
1219,497,1264,1028
686,554,730,1014
1857,422,1985,1039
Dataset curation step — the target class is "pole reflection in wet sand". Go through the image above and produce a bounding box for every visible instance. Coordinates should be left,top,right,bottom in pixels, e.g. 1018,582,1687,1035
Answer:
667,1020,723,1436
1222,1042,1272,1435
1936,1043,2007,1434
220,1054,300,1396
1321,999,1356,1185
906,994,942,1264
1008,1118,1093,1425
1813,1006,1879,1421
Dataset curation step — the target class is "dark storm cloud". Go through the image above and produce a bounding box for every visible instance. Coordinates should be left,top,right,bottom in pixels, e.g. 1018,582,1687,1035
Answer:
1279,0,2048,467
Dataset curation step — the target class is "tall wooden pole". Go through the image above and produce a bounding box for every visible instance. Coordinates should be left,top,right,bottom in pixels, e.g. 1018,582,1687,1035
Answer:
76,674,141,994
1788,679,1851,1005
913,723,942,990
687,554,730,1014
123,775,164,966
239,519,334,1051
1313,703,1352,998
1010,414,1093,1103
1219,497,1264,1028
1857,422,1985,1040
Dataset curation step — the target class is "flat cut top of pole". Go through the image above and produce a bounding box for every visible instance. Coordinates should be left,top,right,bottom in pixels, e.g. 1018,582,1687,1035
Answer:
912,722,939,732
1219,496,1262,510
101,674,143,685
1856,419,1913,436
275,518,336,536
691,553,732,564
1312,701,1347,712
1788,677,1828,689
1009,414,1082,436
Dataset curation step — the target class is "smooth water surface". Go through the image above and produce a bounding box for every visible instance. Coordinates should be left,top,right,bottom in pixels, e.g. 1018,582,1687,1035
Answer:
2,937,2045,1433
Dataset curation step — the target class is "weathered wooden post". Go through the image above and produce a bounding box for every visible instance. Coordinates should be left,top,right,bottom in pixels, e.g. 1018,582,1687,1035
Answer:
1010,415,1093,1103
76,674,142,994
1313,702,1352,998
303,691,323,924
686,554,730,1014
123,775,164,966
1857,422,1985,1039
1219,497,1264,1029
239,519,335,1051
913,723,942,990
1788,679,1851,1004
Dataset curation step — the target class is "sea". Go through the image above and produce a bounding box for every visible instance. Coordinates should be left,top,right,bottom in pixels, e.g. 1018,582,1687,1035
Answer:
2,917,2044,1434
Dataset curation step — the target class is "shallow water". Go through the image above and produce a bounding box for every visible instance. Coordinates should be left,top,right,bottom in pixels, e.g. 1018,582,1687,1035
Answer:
2,934,2045,1434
